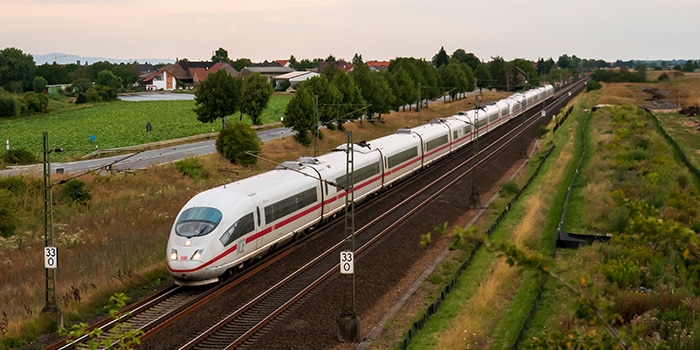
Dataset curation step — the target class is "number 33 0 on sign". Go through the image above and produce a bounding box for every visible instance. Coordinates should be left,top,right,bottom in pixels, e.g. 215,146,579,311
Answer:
44,247,58,269
340,251,354,274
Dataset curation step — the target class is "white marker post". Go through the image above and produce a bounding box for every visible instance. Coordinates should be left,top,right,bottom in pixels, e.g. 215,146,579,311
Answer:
340,251,354,274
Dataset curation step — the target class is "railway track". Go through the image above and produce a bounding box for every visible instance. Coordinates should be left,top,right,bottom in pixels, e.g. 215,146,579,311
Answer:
165,86,573,349
43,80,586,350
43,249,296,349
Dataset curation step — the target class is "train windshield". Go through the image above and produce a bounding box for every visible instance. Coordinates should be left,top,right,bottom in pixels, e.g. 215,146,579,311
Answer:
175,207,223,238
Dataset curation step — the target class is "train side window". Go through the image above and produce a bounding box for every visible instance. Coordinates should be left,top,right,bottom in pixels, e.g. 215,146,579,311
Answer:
219,212,255,247
264,187,318,223
426,135,448,152
335,162,380,190
387,147,418,168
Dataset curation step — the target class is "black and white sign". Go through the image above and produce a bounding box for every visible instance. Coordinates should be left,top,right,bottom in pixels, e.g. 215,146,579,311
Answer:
44,246,58,269
340,251,354,274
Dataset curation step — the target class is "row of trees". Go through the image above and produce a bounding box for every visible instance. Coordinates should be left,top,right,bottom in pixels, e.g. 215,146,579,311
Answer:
280,49,571,146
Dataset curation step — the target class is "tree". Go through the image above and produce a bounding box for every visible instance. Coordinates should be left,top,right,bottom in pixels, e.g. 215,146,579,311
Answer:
349,63,394,119
322,64,366,127
35,63,70,85
0,47,35,92
488,56,508,90
682,60,695,72
215,121,260,166
211,47,230,63
387,66,417,111
352,53,364,65
283,87,316,145
96,70,123,89
474,63,492,91
438,61,472,100
512,59,539,88
193,70,242,129
231,58,252,71
241,72,273,125
297,75,342,132
33,76,48,93
432,47,450,68
452,50,481,70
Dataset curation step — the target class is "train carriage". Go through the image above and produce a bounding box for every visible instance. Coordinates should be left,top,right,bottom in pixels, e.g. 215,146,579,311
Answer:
166,84,557,285
409,120,452,166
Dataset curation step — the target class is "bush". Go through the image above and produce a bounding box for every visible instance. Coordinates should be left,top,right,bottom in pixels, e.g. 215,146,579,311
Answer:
2,148,38,164
33,76,48,93
0,207,17,238
174,157,210,180
61,179,91,205
603,256,644,289
0,176,27,195
22,91,49,114
216,121,260,166
586,79,602,92
500,180,519,196
0,91,20,118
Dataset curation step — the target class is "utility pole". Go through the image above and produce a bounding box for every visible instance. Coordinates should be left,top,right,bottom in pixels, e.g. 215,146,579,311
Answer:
337,131,360,342
42,131,61,323
314,95,319,157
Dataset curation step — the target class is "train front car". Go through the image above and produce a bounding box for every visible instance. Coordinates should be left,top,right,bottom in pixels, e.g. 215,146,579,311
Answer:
166,186,251,286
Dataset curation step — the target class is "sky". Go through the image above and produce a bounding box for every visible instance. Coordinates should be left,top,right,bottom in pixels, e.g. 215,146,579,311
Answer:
2,0,699,64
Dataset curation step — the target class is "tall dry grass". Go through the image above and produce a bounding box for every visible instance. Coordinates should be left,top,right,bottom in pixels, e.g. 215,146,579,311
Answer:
434,96,580,349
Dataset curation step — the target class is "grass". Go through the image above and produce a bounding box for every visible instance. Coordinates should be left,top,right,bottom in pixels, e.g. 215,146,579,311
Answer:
0,92,293,162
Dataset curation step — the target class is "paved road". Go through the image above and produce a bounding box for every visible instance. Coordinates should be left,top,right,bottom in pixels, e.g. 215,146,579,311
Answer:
0,126,294,177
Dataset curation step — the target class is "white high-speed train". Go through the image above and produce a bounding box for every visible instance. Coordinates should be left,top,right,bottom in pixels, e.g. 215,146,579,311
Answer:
166,85,554,285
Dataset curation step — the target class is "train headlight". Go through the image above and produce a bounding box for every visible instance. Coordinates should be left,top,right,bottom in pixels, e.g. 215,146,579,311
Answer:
170,249,178,261
191,249,203,261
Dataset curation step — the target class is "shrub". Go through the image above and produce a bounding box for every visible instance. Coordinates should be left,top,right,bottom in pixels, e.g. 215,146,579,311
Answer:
0,207,17,238
603,256,644,289
215,121,260,166
0,91,20,118
586,79,602,91
2,148,38,164
61,179,91,205
33,76,48,93
174,158,210,180
22,91,49,114
500,180,519,196
0,176,27,195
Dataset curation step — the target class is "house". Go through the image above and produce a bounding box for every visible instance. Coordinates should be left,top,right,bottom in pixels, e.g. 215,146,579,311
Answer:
240,61,294,82
274,59,291,68
140,61,239,91
366,60,390,72
273,71,320,90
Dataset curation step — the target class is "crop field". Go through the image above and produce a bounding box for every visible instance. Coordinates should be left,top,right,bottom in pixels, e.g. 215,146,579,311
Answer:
0,93,292,161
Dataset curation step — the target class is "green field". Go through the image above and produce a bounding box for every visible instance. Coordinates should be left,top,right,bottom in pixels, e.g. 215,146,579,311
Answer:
0,93,292,161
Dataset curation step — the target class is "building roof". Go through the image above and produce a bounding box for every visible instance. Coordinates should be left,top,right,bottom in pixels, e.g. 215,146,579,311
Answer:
366,60,390,71
274,70,315,80
241,66,295,75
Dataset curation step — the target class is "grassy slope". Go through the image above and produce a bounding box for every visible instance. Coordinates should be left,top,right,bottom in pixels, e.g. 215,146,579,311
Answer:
402,72,700,350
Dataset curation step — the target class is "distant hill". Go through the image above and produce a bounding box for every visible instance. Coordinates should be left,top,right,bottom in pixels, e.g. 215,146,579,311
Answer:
33,52,175,65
